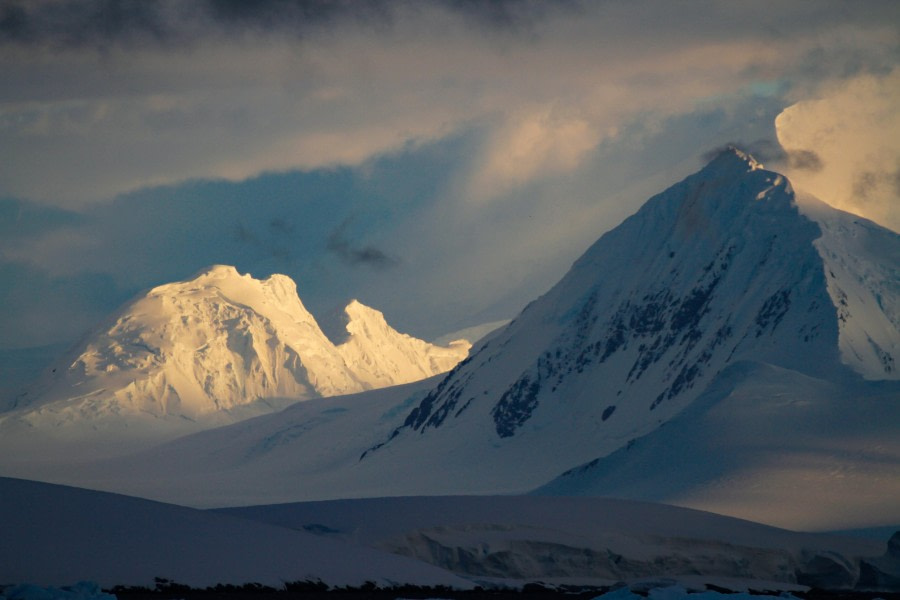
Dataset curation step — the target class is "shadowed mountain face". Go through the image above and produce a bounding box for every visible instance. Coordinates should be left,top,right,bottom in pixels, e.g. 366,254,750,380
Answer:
371,150,883,449
395,151,836,441
345,149,898,521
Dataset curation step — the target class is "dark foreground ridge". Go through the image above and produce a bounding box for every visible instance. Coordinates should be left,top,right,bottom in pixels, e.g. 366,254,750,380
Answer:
102,579,900,600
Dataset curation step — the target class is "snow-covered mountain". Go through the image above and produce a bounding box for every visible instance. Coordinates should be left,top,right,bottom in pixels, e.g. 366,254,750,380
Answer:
534,361,900,530
0,265,469,451
4,149,897,532
352,148,899,491
0,477,473,590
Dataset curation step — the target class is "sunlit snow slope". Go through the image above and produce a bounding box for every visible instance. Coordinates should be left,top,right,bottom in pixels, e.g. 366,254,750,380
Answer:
0,265,468,452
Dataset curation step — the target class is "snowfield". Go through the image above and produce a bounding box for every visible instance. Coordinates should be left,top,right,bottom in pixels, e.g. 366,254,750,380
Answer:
0,477,473,590
217,494,892,589
4,475,897,592
2,477,897,592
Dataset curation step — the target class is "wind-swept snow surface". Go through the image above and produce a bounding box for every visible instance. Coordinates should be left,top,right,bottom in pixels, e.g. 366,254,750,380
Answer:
0,477,472,589
0,266,468,456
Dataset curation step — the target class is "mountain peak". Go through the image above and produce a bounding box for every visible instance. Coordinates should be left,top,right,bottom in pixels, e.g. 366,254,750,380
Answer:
193,264,243,280
344,299,385,324
3,269,470,450
703,146,764,176
359,147,897,496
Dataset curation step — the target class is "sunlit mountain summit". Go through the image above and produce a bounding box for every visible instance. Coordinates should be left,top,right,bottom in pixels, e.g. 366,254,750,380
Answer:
0,265,469,452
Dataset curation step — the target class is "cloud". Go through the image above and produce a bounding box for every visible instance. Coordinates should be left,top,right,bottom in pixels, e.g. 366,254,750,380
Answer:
776,67,900,232
0,0,566,52
786,149,824,172
0,1,177,49
0,261,125,349
326,219,399,270
2,0,899,350
1,1,898,206
465,106,602,200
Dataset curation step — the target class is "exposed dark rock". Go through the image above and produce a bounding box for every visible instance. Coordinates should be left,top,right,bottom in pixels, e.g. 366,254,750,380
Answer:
492,375,542,438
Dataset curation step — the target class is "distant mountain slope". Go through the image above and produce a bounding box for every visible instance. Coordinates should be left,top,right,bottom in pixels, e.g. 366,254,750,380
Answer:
0,477,472,589
535,361,900,530
0,265,468,452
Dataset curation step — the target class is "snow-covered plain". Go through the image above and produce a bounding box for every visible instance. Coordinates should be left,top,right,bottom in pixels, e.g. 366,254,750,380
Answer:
216,494,889,589
2,475,895,592
0,476,473,590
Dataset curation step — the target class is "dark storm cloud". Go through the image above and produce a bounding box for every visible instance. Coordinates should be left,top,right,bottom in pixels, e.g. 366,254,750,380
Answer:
204,0,396,36
0,0,380,50
327,219,398,270
439,0,573,33
0,0,562,51
0,0,177,49
206,0,574,39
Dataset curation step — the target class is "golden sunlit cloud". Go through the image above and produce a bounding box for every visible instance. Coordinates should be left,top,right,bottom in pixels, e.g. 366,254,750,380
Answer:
466,106,602,201
776,68,900,232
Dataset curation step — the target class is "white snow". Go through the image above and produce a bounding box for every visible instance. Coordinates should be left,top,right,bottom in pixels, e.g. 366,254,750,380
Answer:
0,265,469,456
0,476,472,590
338,300,470,388
217,495,886,589
797,194,900,379
535,361,900,531
3,476,893,591
0,148,896,542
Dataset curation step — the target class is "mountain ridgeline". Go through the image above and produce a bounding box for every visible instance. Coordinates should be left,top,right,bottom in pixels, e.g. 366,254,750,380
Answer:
1,149,896,531
1,266,469,447
364,149,898,472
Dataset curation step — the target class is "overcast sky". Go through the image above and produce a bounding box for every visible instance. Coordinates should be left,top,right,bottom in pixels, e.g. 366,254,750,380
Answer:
1,0,898,350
